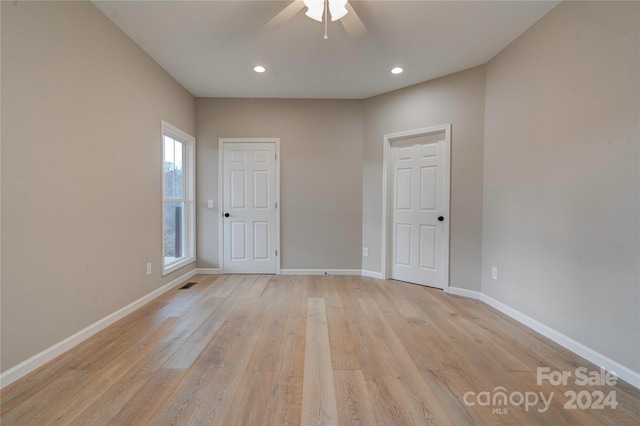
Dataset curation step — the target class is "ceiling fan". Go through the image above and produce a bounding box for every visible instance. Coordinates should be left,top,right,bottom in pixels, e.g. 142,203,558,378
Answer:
265,0,367,39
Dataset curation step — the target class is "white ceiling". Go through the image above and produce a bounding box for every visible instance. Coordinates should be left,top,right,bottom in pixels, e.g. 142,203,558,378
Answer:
93,1,559,99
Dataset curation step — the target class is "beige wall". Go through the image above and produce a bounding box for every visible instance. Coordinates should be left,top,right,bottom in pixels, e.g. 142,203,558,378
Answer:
362,66,486,291
1,1,196,371
483,1,639,371
196,98,363,270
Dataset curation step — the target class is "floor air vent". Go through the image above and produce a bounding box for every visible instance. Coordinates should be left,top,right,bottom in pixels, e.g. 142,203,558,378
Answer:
179,282,197,290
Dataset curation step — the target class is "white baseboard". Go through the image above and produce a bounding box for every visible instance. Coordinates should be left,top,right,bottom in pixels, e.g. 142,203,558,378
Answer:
0,269,198,390
280,269,362,276
197,268,383,279
446,286,482,300
361,270,385,279
477,293,639,389
195,268,221,275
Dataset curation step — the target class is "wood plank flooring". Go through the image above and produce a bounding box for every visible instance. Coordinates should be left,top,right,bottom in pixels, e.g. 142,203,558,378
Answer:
1,274,638,425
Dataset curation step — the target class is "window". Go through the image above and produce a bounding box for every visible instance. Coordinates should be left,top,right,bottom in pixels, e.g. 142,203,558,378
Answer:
162,121,195,275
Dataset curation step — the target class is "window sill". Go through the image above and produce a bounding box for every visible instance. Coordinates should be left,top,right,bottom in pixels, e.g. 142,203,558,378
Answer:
162,256,195,276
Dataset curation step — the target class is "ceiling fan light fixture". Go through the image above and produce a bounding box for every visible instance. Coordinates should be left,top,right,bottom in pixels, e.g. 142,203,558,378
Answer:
328,0,348,21
304,0,324,22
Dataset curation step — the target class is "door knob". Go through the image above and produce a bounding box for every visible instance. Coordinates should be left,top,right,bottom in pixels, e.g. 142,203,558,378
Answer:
438,216,444,222
224,213,230,218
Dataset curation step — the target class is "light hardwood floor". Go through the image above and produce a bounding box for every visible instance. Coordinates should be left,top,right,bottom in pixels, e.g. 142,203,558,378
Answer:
1,274,638,425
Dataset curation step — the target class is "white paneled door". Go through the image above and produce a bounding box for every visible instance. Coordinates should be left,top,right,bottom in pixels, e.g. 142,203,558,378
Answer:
390,136,448,288
222,141,278,274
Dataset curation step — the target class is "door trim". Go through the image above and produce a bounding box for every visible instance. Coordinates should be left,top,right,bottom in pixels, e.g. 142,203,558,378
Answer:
218,138,281,274
381,124,451,291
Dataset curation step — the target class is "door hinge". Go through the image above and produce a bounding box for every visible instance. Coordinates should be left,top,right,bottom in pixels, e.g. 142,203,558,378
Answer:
275,153,277,161
275,202,278,208
276,250,278,256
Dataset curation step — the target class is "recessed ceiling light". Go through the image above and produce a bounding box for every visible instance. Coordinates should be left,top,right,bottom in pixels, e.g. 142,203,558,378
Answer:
391,67,404,75
253,65,266,73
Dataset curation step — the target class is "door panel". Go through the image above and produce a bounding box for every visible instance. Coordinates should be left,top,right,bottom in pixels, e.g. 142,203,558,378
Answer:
253,150,270,164
231,150,246,164
253,222,269,260
253,170,269,209
395,223,412,266
223,142,277,274
396,168,412,210
420,167,437,211
230,221,247,260
230,171,246,209
421,143,437,158
390,138,447,288
419,225,437,269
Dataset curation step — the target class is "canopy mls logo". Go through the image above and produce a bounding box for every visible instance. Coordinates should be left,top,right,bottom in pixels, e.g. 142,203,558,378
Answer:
536,366,618,387
463,387,553,414
537,366,618,411
462,367,619,415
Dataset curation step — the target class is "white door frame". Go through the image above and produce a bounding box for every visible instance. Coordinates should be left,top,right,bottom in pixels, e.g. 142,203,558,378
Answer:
381,124,451,291
218,138,281,274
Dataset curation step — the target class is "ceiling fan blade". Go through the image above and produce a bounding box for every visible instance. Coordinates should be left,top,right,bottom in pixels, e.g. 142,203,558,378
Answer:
265,0,306,28
341,2,367,38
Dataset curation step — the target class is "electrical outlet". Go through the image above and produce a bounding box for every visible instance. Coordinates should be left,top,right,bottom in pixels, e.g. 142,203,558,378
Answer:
491,266,498,280
146,262,152,275
363,247,369,257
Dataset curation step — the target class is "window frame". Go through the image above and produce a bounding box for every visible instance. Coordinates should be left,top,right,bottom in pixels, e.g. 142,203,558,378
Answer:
161,120,195,276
